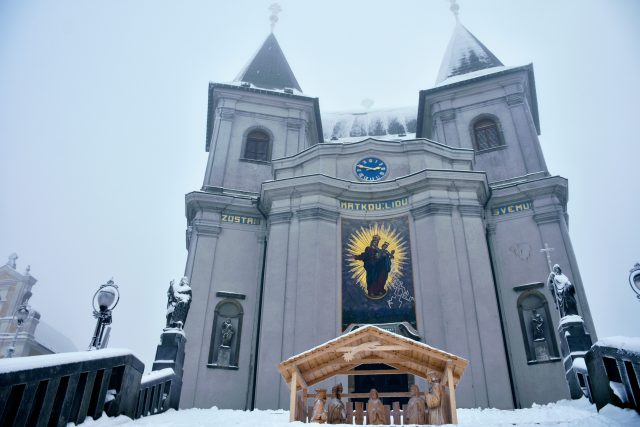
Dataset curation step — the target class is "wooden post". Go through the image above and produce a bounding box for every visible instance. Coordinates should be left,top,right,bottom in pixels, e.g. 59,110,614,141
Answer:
354,401,364,425
289,370,298,422
446,361,458,424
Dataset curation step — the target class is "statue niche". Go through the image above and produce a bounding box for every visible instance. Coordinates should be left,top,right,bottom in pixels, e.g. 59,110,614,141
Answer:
208,299,243,369
517,290,559,363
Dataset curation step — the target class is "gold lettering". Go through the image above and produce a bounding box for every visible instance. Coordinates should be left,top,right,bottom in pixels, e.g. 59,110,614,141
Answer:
507,206,514,213
368,204,375,210
340,202,347,209
348,203,354,210
515,204,523,211
222,214,228,222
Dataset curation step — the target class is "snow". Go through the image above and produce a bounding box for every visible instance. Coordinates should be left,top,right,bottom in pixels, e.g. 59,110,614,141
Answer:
597,336,640,353
435,65,518,87
322,106,417,140
609,381,628,404
140,368,174,386
559,314,584,326
0,348,137,373
572,357,587,371
73,398,640,426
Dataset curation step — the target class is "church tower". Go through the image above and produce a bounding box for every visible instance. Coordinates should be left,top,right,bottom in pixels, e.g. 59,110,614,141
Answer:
417,16,597,408
180,30,323,410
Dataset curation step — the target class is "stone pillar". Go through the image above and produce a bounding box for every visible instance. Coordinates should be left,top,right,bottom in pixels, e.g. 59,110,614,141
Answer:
152,330,187,409
557,316,592,399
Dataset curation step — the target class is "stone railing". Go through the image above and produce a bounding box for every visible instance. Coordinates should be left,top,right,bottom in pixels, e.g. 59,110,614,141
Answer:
134,367,175,418
584,337,640,413
0,348,180,425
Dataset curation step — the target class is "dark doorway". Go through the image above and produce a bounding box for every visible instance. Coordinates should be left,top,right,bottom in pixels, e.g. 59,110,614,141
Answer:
351,364,411,406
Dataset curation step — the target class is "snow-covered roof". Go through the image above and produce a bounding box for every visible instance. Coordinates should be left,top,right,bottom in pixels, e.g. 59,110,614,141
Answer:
322,106,417,141
436,22,503,84
34,320,78,353
435,65,518,88
596,336,640,354
234,33,302,93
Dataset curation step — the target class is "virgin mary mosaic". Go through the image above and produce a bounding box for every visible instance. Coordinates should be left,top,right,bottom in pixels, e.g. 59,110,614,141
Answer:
341,217,417,329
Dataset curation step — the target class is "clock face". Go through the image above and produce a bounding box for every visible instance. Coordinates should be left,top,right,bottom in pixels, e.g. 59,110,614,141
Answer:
355,157,388,181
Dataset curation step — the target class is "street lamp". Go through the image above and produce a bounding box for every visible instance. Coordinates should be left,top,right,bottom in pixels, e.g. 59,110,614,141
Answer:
6,304,30,358
89,279,120,350
630,263,640,300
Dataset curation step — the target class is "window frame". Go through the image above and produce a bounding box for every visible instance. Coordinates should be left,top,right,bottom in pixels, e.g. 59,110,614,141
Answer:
241,128,273,163
470,115,506,153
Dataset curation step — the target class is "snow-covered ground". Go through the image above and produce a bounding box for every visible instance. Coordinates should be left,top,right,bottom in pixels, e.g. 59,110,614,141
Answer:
77,398,639,426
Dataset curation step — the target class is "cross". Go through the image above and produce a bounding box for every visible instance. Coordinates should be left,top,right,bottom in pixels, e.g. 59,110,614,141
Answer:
6,253,18,269
540,243,554,272
269,3,282,32
448,0,460,21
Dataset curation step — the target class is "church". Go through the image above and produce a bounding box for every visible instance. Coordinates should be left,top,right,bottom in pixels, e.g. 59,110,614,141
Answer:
178,11,596,412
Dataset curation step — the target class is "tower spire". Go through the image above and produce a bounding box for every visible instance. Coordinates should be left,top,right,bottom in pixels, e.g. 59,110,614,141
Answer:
269,3,282,33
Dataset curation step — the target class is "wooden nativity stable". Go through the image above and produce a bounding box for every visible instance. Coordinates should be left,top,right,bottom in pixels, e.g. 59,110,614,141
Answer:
277,325,469,425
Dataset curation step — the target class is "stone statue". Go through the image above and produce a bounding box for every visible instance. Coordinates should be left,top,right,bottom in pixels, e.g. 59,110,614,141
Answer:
547,264,578,318
326,383,346,424
531,310,545,341
425,376,445,425
404,384,426,424
366,388,385,425
6,253,18,269
165,277,192,329
310,388,327,424
221,319,235,348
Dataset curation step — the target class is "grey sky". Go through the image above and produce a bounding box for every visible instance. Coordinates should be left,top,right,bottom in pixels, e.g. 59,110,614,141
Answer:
1,0,638,370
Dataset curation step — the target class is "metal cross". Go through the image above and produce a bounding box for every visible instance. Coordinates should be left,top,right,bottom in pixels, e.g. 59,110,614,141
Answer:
269,3,282,32
540,243,554,272
448,0,460,20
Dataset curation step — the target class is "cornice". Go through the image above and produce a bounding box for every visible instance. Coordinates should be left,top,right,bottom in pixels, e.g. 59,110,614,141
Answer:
296,207,340,223
191,220,222,237
411,202,454,220
458,204,484,217
268,212,293,225
533,209,564,225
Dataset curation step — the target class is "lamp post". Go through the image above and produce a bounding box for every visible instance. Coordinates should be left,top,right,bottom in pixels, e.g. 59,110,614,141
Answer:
89,279,120,350
6,304,30,358
630,263,640,300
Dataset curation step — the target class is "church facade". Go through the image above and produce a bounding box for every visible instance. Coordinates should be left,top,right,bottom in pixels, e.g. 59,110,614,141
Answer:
179,22,596,411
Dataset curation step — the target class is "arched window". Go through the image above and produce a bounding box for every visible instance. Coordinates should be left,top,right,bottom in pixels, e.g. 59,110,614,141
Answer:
472,117,504,151
242,129,271,162
208,299,243,369
517,290,560,364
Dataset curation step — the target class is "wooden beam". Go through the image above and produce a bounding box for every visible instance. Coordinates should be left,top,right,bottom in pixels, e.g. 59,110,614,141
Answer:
336,345,409,352
289,369,298,422
341,369,406,375
446,361,458,424
294,366,308,389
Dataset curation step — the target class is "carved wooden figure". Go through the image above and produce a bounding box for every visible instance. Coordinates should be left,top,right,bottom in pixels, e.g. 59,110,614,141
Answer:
366,389,385,425
404,384,427,424
327,383,347,424
310,389,327,424
426,376,446,425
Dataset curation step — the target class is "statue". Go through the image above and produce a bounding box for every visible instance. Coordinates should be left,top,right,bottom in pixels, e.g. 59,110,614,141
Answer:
6,253,18,269
404,384,426,424
547,264,578,318
366,388,385,425
425,376,445,425
531,310,545,341
353,235,394,297
165,277,192,329
310,388,327,424
221,319,235,348
326,383,346,424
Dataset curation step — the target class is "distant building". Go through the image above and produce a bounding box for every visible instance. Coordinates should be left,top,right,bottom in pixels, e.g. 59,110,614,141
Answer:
179,18,596,411
0,254,76,357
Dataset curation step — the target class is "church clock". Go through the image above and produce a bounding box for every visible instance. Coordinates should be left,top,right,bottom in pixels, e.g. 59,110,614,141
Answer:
355,157,388,181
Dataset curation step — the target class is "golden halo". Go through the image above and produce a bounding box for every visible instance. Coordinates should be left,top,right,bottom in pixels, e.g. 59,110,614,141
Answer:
346,223,407,295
